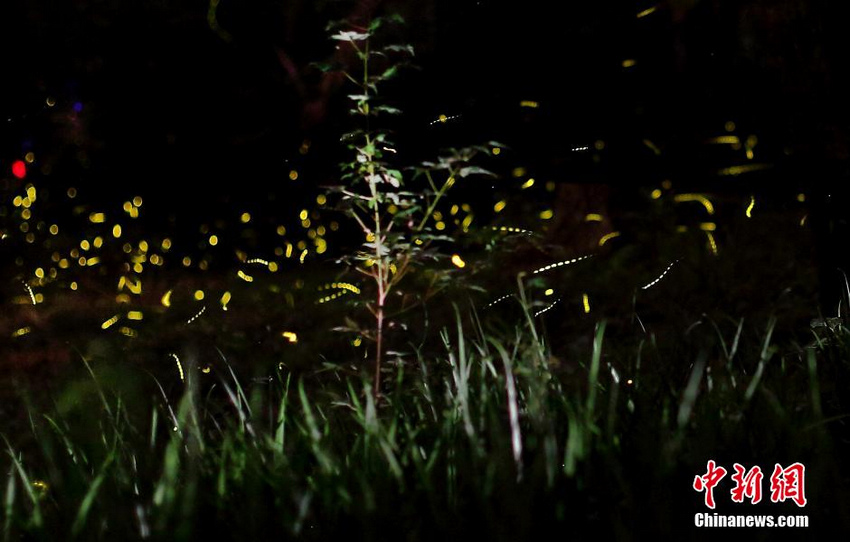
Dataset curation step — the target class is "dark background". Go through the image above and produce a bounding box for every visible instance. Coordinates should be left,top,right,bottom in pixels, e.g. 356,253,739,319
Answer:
3,1,849,188
2,0,850,301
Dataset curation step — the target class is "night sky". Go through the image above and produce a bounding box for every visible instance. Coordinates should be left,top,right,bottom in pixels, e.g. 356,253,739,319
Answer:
2,0,849,249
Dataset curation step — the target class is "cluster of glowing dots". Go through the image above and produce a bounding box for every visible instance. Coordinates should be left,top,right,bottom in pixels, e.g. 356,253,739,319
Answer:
534,298,561,317
430,113,461,126
641,260,679,290
532,255,592,275
492,226,533,236
316,282,361,304
485,294,512,309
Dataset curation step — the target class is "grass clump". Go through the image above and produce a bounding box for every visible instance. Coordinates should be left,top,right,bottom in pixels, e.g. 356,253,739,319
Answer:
2,290,849,540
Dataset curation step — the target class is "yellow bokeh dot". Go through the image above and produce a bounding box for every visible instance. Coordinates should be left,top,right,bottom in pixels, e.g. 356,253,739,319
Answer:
289,170,299,181
240,212,251,223
194,290,205,301
209,234,218,246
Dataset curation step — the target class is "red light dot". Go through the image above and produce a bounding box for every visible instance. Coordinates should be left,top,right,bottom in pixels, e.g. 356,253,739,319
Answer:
12,160,26,179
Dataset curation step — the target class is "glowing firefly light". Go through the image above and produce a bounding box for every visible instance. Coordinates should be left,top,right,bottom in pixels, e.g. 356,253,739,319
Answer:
746,196,755,218
532,255,592,274
641,260,678,290
451,254,466,268
11,161,26,179
674,194,715,215
281,331,298,343
706,232,718,255
598,231,620,246
636,5,657,18
170,353,184,382
534,298,561,317
101,315,121,330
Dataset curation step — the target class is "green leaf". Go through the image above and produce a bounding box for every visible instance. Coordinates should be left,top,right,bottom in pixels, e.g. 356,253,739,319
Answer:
380,66,399,80
459,166,496,178
383,44,415,56
372,105,402,115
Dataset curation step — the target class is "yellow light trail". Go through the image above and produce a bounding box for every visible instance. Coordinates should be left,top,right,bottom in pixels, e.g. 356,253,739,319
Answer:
673,194,715,215
636,5,657,18
746,196,755,218
717,164,772,176
101,315,120,330
170,353,184,382
706,232,718,255
598,231,620,246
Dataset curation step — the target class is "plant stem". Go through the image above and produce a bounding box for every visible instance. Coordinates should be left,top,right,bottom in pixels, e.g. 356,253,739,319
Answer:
416,170,455,232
